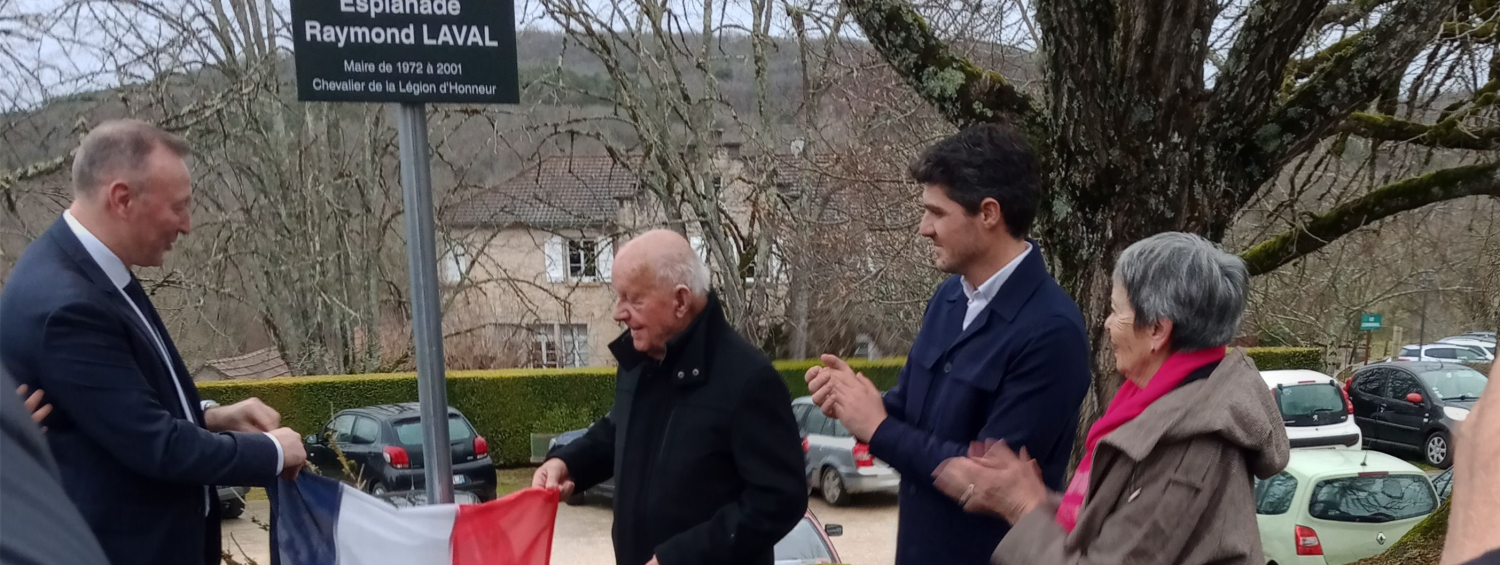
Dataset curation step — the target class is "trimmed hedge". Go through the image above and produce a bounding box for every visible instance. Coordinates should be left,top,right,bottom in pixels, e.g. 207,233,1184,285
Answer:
1241,346,1324,371
198,348,1318,467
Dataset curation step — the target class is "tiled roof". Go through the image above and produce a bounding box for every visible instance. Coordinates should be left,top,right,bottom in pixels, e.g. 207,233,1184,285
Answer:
200,347,291,380
446,156,640,228
446,152,876,229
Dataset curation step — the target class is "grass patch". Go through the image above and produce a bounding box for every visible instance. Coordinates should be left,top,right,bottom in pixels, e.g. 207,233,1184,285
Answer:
496,466,536,497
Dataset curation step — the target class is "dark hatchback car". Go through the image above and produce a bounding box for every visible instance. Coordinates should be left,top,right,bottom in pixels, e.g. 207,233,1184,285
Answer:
305,403,498,500
1346,362,1487,468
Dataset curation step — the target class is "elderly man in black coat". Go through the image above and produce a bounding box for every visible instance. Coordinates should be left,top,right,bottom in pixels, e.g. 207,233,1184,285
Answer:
533,229,807,565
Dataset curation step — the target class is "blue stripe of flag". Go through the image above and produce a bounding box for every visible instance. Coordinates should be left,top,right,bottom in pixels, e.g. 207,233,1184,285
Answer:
269,472,343,565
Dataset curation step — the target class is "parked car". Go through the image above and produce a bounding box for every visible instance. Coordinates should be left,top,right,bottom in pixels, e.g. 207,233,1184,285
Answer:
1395,343,1492,363
546,426,610,505
1437,337,1496,358
1261,370,1362,450
791,396,900,505
218,485,249,519
1458,331,1496,340
377,489,483,508
1255,449,1439,565
775,510,843,565
1346,362,1487,468
304,403,498,500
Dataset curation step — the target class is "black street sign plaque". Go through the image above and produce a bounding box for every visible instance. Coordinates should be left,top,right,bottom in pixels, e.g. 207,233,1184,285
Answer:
291,0,519,104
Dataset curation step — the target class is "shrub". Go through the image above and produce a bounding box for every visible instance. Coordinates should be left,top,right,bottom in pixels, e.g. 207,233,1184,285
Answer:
1241,347,1324,371
199,348,1318,466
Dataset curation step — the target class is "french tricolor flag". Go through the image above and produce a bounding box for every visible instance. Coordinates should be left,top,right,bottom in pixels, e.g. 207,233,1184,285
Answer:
269,473,558,565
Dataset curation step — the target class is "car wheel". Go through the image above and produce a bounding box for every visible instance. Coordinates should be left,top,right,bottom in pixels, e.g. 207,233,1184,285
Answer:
564,490,588,506
221,498,245,520
369,482,389,496
821,467,849,506
1426,431,1453,469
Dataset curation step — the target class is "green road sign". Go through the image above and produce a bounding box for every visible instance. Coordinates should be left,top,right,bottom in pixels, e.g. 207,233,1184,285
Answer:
1360,313,1383,331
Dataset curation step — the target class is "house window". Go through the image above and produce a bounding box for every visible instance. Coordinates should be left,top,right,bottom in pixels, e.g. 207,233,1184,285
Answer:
547,235,612,283
854,334,880,360
440,242,472,285
530,323,589,368
568,239,598,279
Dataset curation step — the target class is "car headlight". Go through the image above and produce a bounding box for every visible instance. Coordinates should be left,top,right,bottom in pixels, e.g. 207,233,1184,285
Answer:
1444,407,1470,421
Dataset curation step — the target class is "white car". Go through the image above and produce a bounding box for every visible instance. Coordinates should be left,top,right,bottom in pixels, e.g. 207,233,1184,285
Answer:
1437,337,1496,358
1396,343,1492,363
1255,450,1439,565
1261,371,1362,450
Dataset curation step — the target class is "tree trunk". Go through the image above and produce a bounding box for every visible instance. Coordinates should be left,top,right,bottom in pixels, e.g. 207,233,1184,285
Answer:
786,248,811,360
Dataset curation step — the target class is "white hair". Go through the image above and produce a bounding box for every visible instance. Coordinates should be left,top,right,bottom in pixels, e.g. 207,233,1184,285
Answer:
1113,232,1250,351
655,247,711,297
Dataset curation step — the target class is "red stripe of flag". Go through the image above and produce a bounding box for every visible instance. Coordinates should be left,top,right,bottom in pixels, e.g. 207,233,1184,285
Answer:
451,488,560,565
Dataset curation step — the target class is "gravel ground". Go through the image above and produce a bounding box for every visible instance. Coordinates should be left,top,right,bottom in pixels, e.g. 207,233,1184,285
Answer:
221,489,900,565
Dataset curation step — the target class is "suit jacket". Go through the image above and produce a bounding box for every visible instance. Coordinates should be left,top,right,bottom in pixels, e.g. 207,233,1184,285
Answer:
0,366,109,565
867,243,1092,565
552,293,807,565
0,217,280,565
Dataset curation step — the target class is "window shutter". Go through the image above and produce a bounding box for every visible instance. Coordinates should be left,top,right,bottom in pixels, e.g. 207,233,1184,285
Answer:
597,236,614,282
544,235,565,282
768,244,782,281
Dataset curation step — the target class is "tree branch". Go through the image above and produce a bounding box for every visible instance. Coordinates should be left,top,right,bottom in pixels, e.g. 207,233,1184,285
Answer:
1338,112,1500,150
841,0,1045,131
1314,0,1396,28
1247,0,1462,185
1241,162,1500,276
1207,0,1333,153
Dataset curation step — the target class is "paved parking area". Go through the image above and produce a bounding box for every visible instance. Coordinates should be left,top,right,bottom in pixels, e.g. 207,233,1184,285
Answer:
221,493,900,564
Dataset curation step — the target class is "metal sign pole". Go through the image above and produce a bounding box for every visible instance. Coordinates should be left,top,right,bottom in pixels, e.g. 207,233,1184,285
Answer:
395,101,454,505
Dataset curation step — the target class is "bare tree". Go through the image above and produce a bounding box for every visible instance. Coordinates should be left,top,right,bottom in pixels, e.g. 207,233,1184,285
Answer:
836,0,1500,428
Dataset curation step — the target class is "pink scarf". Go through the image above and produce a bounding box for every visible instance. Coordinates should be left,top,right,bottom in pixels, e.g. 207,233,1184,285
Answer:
1054,347,1226,532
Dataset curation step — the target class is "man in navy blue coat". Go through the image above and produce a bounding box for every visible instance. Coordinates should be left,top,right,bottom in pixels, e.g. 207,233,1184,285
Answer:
808,123,1092,565
0,120,307,565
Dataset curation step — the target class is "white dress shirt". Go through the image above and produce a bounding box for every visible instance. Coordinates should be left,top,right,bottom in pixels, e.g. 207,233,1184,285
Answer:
62,212,282,514
960,243,1032,330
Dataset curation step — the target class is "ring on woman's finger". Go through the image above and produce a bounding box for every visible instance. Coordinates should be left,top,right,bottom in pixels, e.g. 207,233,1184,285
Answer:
958,484,975,506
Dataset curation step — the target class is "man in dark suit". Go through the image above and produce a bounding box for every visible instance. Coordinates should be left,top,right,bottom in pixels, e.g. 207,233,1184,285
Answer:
2,368,109,565
532,230,806,565
807,123,1092,565
0,119,307,565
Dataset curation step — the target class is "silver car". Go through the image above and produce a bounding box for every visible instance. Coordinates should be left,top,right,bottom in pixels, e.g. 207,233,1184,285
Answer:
791,396,900,505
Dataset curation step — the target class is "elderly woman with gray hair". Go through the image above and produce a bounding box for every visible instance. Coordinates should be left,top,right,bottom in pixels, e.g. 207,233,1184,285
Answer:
932,232,1290,565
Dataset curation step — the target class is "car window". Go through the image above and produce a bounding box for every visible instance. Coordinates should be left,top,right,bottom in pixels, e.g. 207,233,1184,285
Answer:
773,518,834,563
329,415,355,444
1428,348,1456,360
1255,472,1298,515
1399,347,1419,358
1308,474,1437,523
803,410,828,437
1420,368,1488,401
1277,383,1346,424
1452,347,1485,361
393,415,475,445
792,404,813,432
1353,371,1386,397
824,418,851,438
1387,375,1426,402
351,417,380,445
1431,469,1453,500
